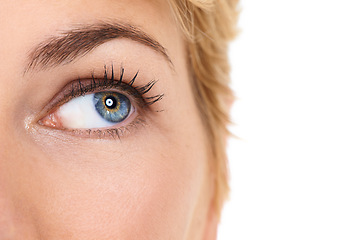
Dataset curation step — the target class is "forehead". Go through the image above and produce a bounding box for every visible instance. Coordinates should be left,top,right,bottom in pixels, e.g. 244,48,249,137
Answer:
0,0,183,71
0,0,172,26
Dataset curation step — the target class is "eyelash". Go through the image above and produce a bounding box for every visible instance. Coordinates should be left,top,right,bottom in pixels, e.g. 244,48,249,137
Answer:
40,65,164,139
65,65,163,107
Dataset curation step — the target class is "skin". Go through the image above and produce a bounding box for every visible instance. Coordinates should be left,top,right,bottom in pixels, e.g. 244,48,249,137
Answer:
0,0,218,239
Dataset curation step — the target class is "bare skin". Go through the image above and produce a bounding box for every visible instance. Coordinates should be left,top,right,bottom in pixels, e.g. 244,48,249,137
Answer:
0,0,217,239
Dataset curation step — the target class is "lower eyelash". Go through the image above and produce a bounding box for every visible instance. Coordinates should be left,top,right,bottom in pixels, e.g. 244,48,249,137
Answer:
64,116,147,140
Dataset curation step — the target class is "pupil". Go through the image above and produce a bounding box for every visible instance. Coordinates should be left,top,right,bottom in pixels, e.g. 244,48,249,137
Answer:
105,96,117,109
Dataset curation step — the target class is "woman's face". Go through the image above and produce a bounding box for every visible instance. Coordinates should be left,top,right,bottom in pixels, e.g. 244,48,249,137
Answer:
0,0,215,239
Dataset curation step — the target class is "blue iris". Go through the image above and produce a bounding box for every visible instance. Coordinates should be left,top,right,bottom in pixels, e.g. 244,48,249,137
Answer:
93,92,131,122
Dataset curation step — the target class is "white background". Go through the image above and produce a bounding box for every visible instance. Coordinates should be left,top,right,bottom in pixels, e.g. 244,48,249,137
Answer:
218,0,360,239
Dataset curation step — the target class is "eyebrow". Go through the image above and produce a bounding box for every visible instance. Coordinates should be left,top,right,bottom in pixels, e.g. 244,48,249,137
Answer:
25,21,172,73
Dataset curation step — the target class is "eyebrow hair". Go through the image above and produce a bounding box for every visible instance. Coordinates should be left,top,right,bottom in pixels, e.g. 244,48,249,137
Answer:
25,21,172,73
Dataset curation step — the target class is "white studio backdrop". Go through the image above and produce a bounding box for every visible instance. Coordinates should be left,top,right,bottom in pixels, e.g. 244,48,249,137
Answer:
218,0,360,239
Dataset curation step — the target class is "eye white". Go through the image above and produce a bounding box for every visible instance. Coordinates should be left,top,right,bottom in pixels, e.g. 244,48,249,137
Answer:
57,94,116,129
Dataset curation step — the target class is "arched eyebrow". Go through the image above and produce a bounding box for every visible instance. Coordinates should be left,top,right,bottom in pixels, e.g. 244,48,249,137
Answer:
25,21,173,73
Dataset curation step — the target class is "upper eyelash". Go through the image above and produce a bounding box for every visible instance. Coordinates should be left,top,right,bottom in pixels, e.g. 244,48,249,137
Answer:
62,64,164,108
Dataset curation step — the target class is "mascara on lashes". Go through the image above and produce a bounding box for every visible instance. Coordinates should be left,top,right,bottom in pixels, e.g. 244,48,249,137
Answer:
56,65,164,112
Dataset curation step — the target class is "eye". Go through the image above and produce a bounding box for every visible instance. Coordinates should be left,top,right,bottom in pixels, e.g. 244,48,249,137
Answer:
53,91,134,129
38,66,164,135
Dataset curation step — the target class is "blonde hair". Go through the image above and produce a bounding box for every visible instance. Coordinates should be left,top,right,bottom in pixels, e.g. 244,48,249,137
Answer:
168,0,239,216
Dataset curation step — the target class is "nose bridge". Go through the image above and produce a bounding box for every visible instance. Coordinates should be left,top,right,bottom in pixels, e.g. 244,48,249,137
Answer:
0,9,41,239
0,101,15,197
0,92,16,175
0,102,33,238
0,139,17,239
0,37,13,234
0,172,16,239
0,106,14,231
0,129,40,239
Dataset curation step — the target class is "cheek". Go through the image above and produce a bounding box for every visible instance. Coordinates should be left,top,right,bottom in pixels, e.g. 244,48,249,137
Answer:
15,123,207,240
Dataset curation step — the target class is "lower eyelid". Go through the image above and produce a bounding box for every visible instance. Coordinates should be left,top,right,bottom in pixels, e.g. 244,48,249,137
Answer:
61,115,147,140
34,114,147,141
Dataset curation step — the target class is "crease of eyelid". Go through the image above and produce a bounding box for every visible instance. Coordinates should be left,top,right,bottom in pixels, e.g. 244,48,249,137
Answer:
24,21,174,74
